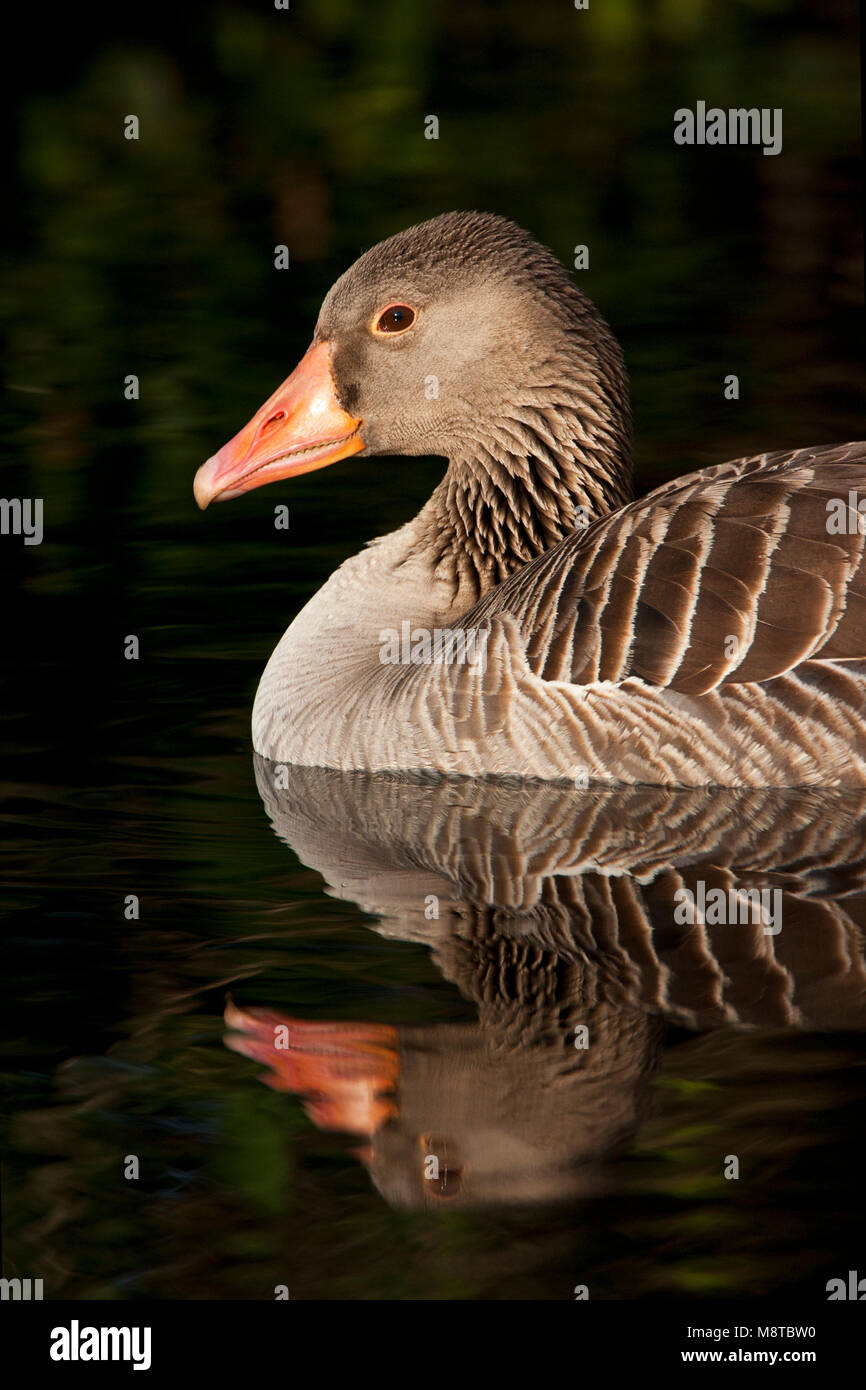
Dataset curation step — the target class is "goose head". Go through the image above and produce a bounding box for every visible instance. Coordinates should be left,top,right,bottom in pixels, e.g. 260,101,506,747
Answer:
194,211,633,536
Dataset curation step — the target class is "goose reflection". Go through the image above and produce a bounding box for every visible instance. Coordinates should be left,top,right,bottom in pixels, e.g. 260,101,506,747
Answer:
224,762,866,1209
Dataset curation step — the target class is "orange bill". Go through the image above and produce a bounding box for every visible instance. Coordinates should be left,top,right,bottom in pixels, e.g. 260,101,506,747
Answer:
224,1000,399,1137
194,341,363,508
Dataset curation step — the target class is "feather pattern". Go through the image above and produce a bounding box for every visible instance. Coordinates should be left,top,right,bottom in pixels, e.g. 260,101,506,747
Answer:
470,443,866,694
235,766,866,1204
256,764,866,1036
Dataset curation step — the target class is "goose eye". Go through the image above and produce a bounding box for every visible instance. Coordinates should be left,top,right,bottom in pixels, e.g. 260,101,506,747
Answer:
374,304,416,335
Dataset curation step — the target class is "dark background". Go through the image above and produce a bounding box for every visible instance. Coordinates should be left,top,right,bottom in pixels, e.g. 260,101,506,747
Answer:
2,0,865,1299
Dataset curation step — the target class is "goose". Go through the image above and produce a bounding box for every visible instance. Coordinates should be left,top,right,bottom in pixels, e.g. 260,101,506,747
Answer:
194,212,866,786
226,768,866,1208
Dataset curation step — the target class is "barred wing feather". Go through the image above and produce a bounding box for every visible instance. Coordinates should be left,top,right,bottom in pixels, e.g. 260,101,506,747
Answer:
471,443,866,695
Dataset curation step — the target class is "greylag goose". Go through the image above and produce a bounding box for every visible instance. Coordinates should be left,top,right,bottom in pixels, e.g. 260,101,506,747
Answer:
194,212,866,786
225,769,866,1208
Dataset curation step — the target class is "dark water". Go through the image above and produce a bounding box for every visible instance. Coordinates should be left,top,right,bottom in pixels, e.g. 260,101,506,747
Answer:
4,0,866,1300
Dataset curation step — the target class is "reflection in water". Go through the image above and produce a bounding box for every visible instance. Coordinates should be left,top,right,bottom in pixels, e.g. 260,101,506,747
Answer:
225,763,866,1210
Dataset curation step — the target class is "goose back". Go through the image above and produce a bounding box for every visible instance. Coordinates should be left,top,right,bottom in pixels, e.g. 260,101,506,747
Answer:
470,442,866,693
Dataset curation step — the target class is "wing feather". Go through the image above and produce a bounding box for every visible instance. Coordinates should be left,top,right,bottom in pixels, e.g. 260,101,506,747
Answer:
470,443,866,694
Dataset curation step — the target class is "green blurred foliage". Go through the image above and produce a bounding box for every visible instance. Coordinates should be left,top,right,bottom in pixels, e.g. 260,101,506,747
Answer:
4,0,862,536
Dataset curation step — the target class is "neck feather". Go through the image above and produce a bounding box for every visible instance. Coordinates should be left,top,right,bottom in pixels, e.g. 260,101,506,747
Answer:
412,374,633,602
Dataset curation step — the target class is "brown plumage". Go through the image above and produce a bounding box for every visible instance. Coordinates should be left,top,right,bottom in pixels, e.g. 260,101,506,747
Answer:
194,212,866,785
472,441,866,691
229,763,866,1207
